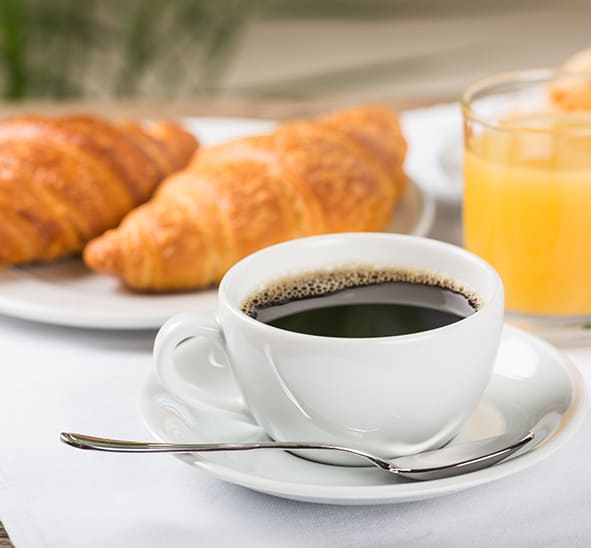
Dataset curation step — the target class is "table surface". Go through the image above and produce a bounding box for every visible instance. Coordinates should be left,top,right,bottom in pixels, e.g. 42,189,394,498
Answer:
1,95,589,548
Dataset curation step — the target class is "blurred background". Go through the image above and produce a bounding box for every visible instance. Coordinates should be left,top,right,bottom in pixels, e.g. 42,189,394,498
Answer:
0,0,589,107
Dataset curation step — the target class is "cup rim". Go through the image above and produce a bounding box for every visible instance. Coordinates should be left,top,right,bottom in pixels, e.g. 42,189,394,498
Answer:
218,233,503,343
461,68,591,135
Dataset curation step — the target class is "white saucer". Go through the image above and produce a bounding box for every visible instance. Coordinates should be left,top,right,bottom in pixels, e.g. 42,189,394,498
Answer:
139,325,587,505
0,117,434,330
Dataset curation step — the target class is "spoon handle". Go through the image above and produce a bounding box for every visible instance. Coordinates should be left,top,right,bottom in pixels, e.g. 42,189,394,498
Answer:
60,432,393,470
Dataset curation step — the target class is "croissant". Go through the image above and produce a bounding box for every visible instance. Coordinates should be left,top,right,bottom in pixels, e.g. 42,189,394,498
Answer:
84,105,407,291
549,48,591,110
0,114,198,267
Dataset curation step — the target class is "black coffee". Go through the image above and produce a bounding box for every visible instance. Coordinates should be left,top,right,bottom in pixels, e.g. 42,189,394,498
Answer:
241,267,480,338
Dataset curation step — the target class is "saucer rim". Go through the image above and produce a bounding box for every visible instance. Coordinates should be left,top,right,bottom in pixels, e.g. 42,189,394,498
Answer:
139,325,588,504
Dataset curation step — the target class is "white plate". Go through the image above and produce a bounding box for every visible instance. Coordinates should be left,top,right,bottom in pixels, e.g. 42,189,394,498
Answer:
401,103,463,200
437,127,463,188
0,117,435,330
139,325,587,505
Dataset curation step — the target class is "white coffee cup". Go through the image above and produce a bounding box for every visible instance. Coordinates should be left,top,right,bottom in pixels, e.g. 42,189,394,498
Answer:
154,233,504,464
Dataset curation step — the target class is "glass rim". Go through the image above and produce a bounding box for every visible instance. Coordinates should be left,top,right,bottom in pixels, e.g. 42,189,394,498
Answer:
461,68,591,135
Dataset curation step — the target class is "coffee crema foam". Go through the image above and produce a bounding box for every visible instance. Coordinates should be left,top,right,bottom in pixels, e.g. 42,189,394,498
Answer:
241,266,483,318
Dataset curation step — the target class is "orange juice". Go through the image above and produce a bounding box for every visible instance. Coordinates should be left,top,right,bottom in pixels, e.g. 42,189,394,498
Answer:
464,114,591,316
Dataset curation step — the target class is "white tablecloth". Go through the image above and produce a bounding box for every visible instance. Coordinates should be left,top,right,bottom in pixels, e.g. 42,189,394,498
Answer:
1,104,590,547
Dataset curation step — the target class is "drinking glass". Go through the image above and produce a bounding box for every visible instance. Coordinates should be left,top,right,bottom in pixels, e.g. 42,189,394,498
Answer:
462,70,591,345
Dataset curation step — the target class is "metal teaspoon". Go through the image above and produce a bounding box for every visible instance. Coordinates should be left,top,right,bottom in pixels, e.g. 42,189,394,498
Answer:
60,431,534,481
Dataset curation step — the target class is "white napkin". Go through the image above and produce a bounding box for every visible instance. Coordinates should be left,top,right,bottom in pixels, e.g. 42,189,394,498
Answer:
1,105,590,547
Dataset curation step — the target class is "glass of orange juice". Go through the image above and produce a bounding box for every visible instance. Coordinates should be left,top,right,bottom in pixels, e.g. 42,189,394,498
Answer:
462,70,591,345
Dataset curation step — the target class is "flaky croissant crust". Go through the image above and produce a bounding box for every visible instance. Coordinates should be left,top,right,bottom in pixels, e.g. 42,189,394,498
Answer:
85,105,407,291
0,114,198,266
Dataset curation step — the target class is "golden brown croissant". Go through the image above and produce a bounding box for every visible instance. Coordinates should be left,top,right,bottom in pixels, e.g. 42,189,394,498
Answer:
84,105,407,291
0,114,198,267
549,48,591,110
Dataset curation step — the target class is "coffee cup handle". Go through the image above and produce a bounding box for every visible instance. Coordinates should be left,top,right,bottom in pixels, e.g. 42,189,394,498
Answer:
153,312,248,415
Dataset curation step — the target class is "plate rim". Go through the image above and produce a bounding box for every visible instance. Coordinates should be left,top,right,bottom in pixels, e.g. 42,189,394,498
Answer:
0,116,434,330
139,324,589,504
